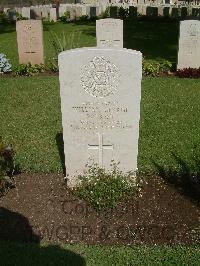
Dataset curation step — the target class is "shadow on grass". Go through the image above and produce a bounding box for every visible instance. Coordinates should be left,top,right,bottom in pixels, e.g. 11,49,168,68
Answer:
153,154,200,204
0,23,16,34
0,208,86,265
123,18,179,63
56,132,66,176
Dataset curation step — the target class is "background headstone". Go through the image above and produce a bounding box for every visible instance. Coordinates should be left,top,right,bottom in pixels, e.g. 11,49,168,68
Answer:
59,48,142,186
50,8,57,22
22,7,30,19
59,6,67,17
146,6,158,17
41,7,49,19
192,8,200,19
129,6,137,19
110,6,118,18
16,20,44,65
90,6,97,17
96,18,123,48
177,20,200,69
171,7,180,18
163,6,171,17
8,9,17,22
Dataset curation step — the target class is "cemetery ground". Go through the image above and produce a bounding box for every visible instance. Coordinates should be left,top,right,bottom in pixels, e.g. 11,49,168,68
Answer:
0,18,200,263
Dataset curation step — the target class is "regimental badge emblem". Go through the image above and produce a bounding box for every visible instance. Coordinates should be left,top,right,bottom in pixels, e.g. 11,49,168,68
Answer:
81,56,120,98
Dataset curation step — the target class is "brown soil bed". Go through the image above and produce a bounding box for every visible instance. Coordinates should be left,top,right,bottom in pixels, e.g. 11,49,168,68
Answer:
0,71,178,78
0,173,199,245
0,72,59,78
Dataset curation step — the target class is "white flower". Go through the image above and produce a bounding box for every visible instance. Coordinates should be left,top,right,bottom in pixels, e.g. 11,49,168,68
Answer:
0,53,12,73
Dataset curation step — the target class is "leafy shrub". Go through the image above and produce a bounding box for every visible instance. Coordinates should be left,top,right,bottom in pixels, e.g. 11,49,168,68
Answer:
101,7,110,18
0,137,15,196
13,63,45,76
142,61,160,77
176,68,200,78
46,60,59,73
16,12,28,21
0,53,12,74
142,59,173,77
60,11,70,22
76,15,90,22
72,163,143,212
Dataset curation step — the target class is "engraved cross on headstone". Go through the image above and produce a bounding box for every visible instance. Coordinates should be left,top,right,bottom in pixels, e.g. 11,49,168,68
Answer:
88,133,113,167
25,27,36,54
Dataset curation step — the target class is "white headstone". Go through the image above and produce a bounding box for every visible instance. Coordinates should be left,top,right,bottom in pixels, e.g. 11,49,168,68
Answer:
75,5,82,18
59,6,67,17
177,20,200,69
71,6,76,20
22,7,30,19
16,20,44,65
4,8,10,14
96,19,123,48
50,8,57,22
41,7,49,19
59,48,142,186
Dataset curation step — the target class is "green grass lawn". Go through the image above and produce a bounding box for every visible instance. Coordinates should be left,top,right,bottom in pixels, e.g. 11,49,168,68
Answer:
0,19,179,67
0,241,199,266
0,76,200,175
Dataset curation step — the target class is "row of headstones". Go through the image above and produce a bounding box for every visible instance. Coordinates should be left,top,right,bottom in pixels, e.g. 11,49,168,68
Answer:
57,18,200,186
4,4,200,22
110,5,200,18
3,4,102,22
84,0,200,6
16,18,200,69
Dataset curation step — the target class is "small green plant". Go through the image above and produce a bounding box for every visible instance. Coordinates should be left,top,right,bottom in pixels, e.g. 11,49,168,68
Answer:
0,137,15,196
72,162,143,212
50,30,82,56
160,60,173,73
76,15,90,22
101,7,110,18
60,11,70,23
50,30,83,68
142,60,160,77
142,59,173,76
13,63,45,76
46,60,59,73
16,12,23,21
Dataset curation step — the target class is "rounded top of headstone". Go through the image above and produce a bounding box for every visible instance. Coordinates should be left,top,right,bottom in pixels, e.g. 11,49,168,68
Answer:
58,47,142,59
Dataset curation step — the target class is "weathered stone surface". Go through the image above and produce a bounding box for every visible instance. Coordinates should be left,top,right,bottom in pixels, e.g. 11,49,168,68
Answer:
59,48,142,186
